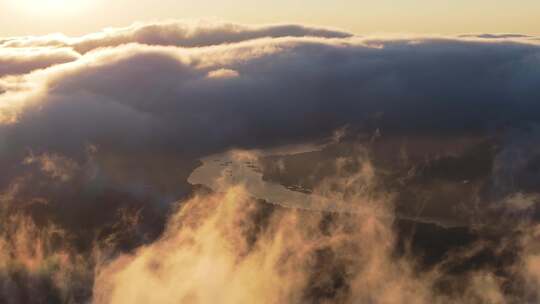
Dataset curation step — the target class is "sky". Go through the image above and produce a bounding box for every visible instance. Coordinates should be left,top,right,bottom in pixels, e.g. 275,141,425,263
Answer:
1,0,539,37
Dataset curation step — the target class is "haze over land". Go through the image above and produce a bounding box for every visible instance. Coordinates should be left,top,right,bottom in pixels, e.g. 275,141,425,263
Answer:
0,18,540,303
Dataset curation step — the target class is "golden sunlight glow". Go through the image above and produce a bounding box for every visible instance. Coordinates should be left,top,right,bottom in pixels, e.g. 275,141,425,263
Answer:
1,0,539,37
8,0,92,16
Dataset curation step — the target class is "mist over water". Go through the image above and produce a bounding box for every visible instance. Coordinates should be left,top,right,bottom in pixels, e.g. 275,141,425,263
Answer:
188,147,324,210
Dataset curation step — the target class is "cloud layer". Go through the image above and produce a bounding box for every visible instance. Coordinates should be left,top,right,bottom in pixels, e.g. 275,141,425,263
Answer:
0,20,539,303
1,20,539,206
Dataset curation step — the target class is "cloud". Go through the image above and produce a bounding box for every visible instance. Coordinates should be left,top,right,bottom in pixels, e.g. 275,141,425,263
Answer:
207,68,240,79
23,152,80,182
92,159,396,304
0,24,538,236
0,47,79,78
92,156,540,303
69,21,353,54
459,33,536,40
0,214,93,303
1,21,352,54
3,34,540,147
0,23,538,225
0,21,539,302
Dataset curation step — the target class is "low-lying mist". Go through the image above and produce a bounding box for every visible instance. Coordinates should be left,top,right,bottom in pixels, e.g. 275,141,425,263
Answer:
1,154,538,303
